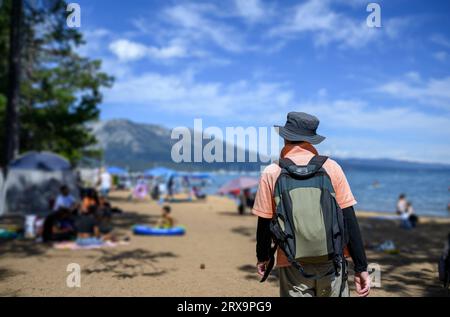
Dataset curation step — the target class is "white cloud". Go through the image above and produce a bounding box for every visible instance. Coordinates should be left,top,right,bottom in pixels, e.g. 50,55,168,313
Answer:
299,99,450,137
318,134,450,163
376,74,450,110
103,68,450,163
162,3,248,53
317,88,328,98
298,98,450,162
78,28,111,56
105,69,450,138
148,44,187,59
109,39,148,61
431,34,450,49
269,0,405,48
234,0,266,22
404,71,421,82
433,51,448,62
109,39,187,62
105,71,293,120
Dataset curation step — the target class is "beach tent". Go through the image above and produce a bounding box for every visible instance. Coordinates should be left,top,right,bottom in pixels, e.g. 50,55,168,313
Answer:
107,166,127,176
0,151,78,217
217,177,259,195
9,152,72,171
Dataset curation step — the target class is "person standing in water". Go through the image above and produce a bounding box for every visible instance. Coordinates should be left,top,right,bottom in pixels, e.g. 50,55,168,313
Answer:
396,193,407,215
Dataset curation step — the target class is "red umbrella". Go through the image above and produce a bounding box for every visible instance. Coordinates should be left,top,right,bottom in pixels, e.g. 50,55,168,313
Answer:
217,177,259,195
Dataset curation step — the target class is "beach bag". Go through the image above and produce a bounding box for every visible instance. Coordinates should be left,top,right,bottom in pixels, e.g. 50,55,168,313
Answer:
261,156,348,291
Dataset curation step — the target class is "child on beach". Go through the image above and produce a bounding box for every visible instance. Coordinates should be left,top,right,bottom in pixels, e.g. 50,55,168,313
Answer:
157,205,174,229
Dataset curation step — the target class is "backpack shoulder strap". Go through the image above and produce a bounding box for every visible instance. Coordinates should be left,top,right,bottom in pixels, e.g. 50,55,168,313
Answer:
307,155,328,172
278,157,296,170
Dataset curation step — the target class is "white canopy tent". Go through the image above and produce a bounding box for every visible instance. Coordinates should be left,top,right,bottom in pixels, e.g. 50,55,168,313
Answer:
0,152,78,217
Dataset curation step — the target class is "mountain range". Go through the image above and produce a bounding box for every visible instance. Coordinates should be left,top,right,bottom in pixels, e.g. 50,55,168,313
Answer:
89,119,264,171
90,119,450,172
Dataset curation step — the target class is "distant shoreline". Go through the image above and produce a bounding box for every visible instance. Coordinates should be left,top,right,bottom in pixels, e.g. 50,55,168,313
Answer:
355,209,450,221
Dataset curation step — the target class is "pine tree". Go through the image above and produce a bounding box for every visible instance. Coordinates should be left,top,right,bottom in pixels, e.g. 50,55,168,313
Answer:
0,0,113,167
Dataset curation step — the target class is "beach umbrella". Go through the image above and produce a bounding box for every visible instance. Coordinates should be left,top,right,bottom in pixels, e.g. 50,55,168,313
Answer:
143,167,176,178
107,166,127,176
217,177,259,195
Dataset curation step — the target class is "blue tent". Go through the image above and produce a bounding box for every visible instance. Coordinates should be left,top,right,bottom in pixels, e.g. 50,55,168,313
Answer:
9,151,71,171
143,167,176,178
107,166,127,176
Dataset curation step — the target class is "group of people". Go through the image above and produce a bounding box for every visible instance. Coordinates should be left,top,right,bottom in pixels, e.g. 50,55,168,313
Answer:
40,184,121,245
396,193,419,229
149,175,207,203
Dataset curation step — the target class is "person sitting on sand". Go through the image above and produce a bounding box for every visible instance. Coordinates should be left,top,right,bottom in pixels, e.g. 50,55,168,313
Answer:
157,205,174,229
396,193,407,215
42,207,76,242
74,205,102,246
95,208,114,241
81,188,99,213
192,186,206,200
53,185,78,212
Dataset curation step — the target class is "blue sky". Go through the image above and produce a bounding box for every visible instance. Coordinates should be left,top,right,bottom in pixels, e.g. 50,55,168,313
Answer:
75,0,450,163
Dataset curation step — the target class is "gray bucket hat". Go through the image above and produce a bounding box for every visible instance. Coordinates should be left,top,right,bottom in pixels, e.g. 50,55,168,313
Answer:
274,112,326,144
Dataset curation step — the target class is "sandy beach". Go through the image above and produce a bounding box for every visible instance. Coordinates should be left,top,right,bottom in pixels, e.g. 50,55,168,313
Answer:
1,191,449,297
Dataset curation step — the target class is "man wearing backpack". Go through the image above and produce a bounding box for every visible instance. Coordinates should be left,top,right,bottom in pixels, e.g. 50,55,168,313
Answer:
253,112,370,297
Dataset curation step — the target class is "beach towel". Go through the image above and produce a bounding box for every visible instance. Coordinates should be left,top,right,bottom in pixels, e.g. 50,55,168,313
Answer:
53,240,128,250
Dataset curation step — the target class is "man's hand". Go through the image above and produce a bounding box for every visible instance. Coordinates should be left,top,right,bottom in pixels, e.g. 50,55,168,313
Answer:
256,260,269,277
354,271,371,297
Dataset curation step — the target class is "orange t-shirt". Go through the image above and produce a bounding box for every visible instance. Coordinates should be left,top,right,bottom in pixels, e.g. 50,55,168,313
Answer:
252,143,357,267
82,197,97,212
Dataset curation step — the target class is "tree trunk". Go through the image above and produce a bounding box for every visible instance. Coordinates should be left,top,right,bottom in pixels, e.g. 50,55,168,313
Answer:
3,0,23,172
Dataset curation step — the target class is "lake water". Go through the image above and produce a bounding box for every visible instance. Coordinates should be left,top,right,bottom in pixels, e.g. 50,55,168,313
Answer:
205,166,450,217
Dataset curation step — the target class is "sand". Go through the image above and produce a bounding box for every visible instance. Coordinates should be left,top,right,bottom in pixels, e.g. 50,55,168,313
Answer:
1,191,449,297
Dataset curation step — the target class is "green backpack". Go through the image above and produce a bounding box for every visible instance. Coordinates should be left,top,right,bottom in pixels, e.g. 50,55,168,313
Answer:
261,155,348,289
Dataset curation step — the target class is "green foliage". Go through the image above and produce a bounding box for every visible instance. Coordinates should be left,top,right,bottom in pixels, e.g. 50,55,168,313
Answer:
0,0,113,165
